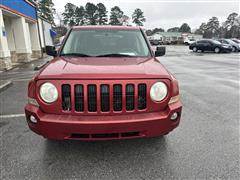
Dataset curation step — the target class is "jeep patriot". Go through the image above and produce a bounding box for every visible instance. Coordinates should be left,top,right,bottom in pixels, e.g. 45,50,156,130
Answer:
25,26,182,140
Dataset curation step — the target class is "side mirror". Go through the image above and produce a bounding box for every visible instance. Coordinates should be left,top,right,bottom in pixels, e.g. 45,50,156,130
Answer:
46,46,57,57
155,46,166,57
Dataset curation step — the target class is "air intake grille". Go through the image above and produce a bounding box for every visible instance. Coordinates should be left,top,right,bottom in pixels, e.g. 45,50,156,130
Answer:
138,84,147,110
113,84,122,111
61,83,147,113
75,85,84,112
62,84,71,111
100,85,110,112
88,85,97,112
126,84,135,111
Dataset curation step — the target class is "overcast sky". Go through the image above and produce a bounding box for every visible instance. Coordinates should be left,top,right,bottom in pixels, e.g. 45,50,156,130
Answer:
52,0,240,30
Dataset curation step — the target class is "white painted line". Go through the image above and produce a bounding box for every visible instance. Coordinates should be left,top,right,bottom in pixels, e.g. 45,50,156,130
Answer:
12,79,31,82
0,81,12,92
0,114,25,118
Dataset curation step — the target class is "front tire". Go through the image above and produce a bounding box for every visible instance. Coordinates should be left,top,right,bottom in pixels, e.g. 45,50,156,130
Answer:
214,47,220,53
193,47,197,52
232,46,236,52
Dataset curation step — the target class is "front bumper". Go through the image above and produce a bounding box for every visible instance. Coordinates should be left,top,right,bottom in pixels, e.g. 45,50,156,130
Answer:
25,101,182,140
222,47,233,52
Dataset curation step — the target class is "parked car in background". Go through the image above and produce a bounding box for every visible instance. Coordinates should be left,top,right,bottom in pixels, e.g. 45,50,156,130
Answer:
218,39,240,52
184,37,195,45
150,39,161,45
231,38,240,45
189,39,232,53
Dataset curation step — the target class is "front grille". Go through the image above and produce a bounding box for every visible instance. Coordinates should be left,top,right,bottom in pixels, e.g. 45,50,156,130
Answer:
126,84,134,111
75,85,84,112
100,85,110,112
113,84,122,111
61,83,147,113
88,85,97,112
62,84,71,111
138,84,147,110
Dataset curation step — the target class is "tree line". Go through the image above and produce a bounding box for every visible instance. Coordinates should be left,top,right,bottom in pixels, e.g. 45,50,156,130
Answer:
61,2,146,27
38,0,146,27
146,13,240,38
38,0,239,38
145,23,191,36
195,13,240,38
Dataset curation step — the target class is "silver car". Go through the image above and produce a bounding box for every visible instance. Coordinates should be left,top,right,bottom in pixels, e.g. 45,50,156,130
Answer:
218,39,240,52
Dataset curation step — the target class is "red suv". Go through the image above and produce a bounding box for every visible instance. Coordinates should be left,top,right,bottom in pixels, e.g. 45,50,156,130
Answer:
25,26,182,140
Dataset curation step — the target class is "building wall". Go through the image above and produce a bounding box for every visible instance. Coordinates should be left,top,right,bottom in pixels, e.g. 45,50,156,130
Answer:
0,0,37,20
0,0,42,70
42,19,53,46
3,16,17,63
38,18,45,48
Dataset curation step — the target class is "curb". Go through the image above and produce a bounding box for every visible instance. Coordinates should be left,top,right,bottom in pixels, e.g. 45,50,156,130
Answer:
0,81,13,93
34,61,49,71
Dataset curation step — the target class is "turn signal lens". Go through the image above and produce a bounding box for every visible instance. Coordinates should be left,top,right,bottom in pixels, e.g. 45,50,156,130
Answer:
28,97,39,107
168,95,180,104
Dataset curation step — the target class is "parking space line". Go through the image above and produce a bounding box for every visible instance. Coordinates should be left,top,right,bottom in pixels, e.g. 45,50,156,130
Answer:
0,114,25,118
12,79,31,82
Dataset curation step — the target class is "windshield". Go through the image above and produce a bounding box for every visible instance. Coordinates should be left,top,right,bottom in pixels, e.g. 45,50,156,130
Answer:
61,29,150,57
226,39,236,44
211,40,221,45
232,39,240,43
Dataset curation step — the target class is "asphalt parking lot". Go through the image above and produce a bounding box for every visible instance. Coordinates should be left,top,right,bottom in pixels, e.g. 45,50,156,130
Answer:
0,46,239,179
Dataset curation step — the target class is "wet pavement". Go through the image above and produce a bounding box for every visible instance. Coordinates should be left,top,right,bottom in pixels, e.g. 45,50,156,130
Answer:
0,46,239,179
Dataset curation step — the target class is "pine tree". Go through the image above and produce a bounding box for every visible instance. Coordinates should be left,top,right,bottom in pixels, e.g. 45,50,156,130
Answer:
205,16,220,38
62,3,77,27
195,23,207,35
84,3,98,25
224,13,240,38
132,8,146,26
109,6,123,25
75,6,85,25
178,23,191,33
38,0,56,25
96,3,108,25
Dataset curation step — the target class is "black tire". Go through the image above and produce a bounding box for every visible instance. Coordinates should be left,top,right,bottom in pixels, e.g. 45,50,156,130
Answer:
232,46,236,52
193,47,198,52
214,47,220,53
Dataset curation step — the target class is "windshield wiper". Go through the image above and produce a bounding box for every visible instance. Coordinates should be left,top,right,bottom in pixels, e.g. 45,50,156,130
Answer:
60,53,92,57
96,53,134,57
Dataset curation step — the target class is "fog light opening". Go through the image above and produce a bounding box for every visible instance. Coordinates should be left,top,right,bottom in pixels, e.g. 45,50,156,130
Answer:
29,115,37,124
170,112,178,121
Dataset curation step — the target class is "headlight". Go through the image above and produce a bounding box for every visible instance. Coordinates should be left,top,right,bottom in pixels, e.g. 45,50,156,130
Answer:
150,82,168,102
40,82,58,103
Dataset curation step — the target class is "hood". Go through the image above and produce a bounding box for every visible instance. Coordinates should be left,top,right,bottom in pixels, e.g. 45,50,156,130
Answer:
36,56,171,80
